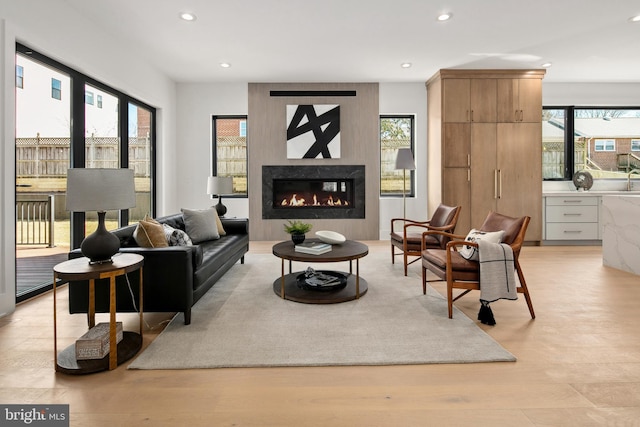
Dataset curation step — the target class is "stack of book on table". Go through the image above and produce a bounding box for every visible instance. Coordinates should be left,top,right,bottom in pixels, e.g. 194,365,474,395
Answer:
295,241,332,255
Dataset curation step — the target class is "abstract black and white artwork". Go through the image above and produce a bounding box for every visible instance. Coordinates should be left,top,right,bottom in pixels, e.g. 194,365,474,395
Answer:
286,104,341,159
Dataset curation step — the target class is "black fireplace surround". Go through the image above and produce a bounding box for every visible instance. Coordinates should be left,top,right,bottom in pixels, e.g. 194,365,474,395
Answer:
262,165,365,219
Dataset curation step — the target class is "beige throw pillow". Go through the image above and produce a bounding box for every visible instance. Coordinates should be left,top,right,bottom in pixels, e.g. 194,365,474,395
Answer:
214,211,226,236
133,215,169,248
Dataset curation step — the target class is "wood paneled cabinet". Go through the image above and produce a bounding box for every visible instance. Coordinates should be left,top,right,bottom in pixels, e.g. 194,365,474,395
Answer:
497,78,543,123
427,69,545,242
443,78,497,123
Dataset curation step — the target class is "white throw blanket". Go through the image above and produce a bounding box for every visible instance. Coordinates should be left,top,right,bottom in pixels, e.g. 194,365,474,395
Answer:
478,240,518,303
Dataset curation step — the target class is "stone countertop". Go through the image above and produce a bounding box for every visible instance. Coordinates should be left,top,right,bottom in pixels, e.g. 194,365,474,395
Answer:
543,190,640,197
602,195,640,276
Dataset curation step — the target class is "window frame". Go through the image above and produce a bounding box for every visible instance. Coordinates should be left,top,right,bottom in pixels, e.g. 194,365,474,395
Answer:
543,106,640,180
380,114,416,197
594,139,616,152
211,115,248,198
51,78,61,100
17,42,157,248
16,64,23,88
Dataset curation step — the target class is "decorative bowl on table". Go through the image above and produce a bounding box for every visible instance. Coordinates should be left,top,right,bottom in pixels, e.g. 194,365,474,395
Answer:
315,230,346,245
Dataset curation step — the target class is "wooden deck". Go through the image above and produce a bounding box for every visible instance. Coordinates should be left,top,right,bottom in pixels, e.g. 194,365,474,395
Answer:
16,249,69,302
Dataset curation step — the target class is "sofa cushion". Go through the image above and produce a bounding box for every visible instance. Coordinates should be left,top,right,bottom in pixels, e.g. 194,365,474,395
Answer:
181,208,221,244
133,216,169,248
193,234,248,289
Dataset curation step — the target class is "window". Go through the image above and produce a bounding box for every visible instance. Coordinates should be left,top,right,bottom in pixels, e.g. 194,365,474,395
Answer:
594,139,615,152
97,94,103,109
380,115,415,196
212,116,247,197
51,78,61,100
17,43,157,250
16,65,23,88
543,107,640,180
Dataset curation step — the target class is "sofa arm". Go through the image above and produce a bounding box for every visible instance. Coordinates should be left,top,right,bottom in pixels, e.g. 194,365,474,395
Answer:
68,246,196,317
221,217,249,235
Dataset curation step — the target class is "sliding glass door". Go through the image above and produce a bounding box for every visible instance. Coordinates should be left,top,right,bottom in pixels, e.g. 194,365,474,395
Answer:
14,44,156,302
15,52,72,301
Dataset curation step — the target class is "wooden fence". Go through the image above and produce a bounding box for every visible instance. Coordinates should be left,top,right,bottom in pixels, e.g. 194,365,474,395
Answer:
16,136,151,177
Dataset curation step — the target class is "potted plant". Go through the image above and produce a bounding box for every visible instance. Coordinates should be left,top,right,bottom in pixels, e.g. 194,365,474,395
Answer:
284,220,312,244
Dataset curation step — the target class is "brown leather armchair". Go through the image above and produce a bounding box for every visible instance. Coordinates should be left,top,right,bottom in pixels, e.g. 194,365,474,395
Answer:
421,211,535,320
390,204,461,276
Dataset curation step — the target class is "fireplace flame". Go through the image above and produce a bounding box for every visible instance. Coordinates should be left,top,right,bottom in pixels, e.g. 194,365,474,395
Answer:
280,193,349,207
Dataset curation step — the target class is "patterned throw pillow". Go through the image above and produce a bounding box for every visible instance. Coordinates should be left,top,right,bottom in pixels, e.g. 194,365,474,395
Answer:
459,229,505,261
162,224,193,246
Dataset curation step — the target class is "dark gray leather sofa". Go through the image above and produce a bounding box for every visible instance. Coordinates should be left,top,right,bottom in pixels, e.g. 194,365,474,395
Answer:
67,213,249,325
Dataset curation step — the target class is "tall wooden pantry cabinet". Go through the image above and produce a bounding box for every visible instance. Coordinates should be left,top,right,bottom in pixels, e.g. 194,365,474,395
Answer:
426,69,545,242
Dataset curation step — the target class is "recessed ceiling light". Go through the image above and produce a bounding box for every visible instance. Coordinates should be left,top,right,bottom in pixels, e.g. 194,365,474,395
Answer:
220,63,231,68
629,15,640,22
401,62,412,69
541,62,552,68
180,12,197,21
437,13,452,21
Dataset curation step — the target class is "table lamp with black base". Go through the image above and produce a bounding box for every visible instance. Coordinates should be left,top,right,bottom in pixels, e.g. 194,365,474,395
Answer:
66,168,136,264
207,175,233,217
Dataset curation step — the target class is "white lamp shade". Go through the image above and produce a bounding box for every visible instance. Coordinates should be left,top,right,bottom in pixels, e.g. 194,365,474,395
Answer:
207,176,233,195
66,168,136,212
395,148,416,170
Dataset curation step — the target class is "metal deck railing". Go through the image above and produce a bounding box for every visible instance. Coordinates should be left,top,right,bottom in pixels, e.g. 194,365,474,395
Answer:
16,194,55,247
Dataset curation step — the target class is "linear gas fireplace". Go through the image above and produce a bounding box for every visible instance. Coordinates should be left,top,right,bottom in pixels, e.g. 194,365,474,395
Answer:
262,165,365,219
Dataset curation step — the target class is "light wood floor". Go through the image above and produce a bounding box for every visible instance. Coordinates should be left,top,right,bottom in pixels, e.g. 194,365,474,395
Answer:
2,241,640,426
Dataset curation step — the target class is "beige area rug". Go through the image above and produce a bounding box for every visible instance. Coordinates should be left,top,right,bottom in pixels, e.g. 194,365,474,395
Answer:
128,250,515,369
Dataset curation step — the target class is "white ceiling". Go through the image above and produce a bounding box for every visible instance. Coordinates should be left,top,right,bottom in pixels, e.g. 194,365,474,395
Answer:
64,0,640,84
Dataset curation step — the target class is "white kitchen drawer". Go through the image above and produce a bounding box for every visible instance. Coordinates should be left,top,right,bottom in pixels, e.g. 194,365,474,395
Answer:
545,223,599,240
546,205,599,223
546,196,598,206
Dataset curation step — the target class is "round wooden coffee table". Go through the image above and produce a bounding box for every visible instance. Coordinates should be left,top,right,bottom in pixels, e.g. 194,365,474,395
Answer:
272,239,368,303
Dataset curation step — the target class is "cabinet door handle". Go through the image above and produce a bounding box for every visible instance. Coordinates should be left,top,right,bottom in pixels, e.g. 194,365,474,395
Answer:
514,110,518,121
494,170,498,199
467,154,470,167
470,110,474,122
563,213,583,216
467,169,470,182
498,169,502,198
564,200,583,203
563,230,583,234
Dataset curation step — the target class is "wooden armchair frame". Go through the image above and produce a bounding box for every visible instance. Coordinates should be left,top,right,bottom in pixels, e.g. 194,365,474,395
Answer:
421,212,535,320
390,204,461,276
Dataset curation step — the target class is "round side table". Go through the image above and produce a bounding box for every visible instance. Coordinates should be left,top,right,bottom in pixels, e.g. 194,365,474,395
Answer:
53,253,144,374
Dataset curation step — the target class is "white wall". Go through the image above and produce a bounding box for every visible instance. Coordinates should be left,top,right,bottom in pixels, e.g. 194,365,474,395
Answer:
378,83,428,239
174,83,249,216
543,82,640,106
0,1,177,317
173,82,428,238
